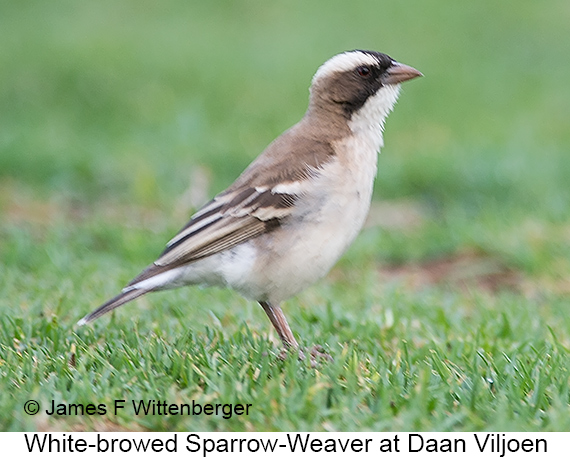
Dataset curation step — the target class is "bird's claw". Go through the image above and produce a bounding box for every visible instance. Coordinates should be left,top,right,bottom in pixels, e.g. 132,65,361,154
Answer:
278,344,333,367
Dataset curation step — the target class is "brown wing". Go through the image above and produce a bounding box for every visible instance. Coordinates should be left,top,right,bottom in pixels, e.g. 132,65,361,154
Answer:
127,132,336,287
126,187,294,286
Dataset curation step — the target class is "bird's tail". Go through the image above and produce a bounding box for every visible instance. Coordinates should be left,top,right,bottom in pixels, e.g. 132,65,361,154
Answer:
77,288,149,326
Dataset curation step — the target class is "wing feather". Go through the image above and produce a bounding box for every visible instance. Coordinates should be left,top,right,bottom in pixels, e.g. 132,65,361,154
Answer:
154,187,297,268
157,215,268,266
126,134,336,287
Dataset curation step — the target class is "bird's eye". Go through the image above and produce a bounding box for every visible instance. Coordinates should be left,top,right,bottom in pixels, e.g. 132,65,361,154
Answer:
357,66,371,77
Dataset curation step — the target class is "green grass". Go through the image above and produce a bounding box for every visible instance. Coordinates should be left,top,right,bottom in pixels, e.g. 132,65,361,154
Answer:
2,0,570,431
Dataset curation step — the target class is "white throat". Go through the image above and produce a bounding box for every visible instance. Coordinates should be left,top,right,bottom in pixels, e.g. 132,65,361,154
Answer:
348,84,401,153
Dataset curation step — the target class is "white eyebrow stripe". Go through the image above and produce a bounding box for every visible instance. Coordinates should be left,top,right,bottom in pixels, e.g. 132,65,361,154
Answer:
312,51,380,83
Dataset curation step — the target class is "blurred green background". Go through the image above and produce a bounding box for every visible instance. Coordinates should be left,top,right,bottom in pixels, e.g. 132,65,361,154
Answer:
2,0,570,431
2,1,570,264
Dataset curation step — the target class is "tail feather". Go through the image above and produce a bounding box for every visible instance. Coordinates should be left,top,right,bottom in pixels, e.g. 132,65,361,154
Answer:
77,288,149,326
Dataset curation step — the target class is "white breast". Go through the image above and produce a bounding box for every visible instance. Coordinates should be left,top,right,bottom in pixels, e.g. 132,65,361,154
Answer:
231,133,382,303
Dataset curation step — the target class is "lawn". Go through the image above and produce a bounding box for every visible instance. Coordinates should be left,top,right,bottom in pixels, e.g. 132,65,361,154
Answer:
1,0,570,431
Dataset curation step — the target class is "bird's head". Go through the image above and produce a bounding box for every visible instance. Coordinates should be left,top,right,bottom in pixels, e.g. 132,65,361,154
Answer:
308,50,422,130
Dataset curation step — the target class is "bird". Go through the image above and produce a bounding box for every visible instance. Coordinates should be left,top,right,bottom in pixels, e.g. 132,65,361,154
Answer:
78,50,421,356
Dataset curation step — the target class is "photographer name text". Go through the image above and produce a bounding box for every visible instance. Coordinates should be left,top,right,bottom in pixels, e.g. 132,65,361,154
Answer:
43,400,251,419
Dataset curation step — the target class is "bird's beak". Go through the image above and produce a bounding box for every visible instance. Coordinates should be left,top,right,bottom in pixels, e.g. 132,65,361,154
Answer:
383,62,423,85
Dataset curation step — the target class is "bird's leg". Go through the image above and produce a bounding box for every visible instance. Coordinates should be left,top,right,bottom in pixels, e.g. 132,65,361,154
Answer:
259,301,299,350
258,301,332,366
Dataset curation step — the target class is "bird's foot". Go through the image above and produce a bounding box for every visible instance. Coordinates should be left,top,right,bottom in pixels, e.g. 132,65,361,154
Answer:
304,345,334,368
278,344,333,367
